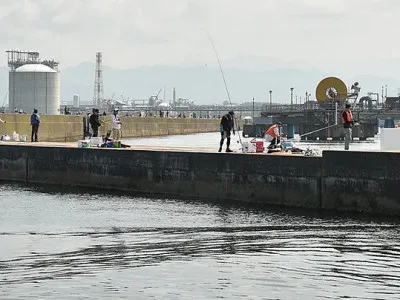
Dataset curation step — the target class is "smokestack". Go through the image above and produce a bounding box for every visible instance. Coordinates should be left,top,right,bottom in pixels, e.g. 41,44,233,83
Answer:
173,87,176,104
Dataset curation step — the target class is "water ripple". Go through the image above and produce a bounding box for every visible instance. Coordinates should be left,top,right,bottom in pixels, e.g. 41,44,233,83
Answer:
1,225,400,295
1,181,400,299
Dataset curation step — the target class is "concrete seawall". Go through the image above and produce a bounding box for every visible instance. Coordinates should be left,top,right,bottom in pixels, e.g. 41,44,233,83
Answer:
0,114,220,142
1,144,400,216
321,151,400,214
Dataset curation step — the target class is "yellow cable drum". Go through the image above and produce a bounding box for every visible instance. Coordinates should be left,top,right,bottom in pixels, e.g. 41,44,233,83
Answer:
315,77,348,103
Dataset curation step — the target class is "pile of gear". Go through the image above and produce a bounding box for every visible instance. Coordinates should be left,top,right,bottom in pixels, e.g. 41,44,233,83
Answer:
0,134,11,141
99,130,130,148
266,140,310,155
78,130,130,148
265,140,322,157
304,148,322,157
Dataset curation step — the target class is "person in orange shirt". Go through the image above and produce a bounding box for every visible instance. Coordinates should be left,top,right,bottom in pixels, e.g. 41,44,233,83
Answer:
341,103,354,150
264,122,283,149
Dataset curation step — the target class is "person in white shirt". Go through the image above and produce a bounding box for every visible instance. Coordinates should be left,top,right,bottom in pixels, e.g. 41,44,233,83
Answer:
111,108,122,140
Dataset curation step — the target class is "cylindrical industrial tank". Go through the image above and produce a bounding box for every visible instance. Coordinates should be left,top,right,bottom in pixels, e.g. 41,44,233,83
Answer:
243,116,253,125
9,64,60,115
73,94,80,108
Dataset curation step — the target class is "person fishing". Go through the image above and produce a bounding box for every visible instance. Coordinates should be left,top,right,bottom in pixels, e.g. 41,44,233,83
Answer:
89,108,102,137
30,109,40,142
342,103,354,150
112,108,122,140
265,122,283,149
218,110,235,152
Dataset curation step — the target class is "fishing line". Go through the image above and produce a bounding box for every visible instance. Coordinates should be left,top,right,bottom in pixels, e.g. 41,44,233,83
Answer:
205,31,232,106
1,91,8,109
204,29,242,146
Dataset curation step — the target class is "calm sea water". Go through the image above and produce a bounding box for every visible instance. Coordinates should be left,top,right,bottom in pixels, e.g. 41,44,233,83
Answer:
2,133,396,300
1,183,400,300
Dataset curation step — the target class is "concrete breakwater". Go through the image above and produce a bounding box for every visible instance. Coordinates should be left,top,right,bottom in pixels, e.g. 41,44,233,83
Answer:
0,144,399,216
0,114,220,142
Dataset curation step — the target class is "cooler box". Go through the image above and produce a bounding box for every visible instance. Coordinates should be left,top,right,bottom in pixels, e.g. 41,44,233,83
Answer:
89,137,103,147
251,140,264,153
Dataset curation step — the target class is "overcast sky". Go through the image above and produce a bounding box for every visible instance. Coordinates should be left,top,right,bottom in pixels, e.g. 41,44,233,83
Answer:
1,0,400,77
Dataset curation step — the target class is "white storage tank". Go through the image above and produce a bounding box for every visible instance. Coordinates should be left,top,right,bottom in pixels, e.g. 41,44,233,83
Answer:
73,94,80,108
9,64,60,115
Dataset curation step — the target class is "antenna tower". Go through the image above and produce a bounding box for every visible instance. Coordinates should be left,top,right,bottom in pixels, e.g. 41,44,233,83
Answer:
93,52,104,106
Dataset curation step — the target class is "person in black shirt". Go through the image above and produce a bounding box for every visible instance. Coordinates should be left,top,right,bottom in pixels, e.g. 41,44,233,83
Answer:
89,109,102,137
30,109,40,142
219,110,235,152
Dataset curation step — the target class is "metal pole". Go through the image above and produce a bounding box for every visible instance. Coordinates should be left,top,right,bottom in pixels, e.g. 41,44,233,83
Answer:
305,92,308,110
385,85,388,99
252,97,255,120
335,102,338,125
290,87,294,111
269,90,272,115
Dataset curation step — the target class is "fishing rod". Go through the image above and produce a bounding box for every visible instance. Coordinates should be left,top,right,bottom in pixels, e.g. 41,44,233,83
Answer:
293,104,366,139
1,91,8,109
205,30,243,146
299,124,338,138
299,103,339,138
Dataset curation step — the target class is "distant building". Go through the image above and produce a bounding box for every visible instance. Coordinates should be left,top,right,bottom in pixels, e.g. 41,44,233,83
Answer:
73,94,80,108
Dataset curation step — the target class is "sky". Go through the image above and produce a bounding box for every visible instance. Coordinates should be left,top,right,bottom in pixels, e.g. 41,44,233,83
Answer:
1,0,400,103
0,0,399,73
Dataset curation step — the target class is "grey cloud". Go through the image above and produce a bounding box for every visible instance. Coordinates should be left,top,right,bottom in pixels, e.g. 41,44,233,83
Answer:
0,0,399,77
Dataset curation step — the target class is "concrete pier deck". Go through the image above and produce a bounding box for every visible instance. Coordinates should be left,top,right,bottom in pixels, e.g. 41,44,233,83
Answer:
1,141,400,216
0,141,303,154
0,141,234,153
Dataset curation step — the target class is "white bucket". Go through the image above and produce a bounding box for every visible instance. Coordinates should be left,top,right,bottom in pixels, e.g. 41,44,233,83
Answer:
242,141,256,153
12,132,19,142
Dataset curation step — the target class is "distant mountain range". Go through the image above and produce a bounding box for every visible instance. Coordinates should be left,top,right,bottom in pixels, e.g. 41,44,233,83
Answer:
0,63,399,106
